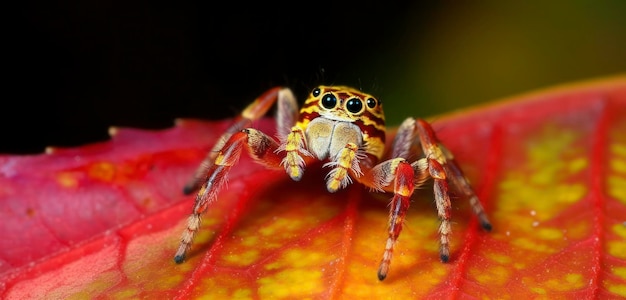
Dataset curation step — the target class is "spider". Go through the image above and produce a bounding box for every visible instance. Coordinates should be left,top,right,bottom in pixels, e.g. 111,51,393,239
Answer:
173,85,492,281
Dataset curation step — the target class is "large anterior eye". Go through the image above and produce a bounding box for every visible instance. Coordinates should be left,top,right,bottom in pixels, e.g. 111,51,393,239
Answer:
321,93,337,109
346,98,363,113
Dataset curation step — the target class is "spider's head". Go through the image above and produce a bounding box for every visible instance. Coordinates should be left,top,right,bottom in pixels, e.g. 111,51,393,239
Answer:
298,85,387,159
305,85,384,123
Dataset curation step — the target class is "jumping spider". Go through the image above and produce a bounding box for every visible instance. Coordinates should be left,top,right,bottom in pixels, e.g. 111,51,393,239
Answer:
174,85,492,280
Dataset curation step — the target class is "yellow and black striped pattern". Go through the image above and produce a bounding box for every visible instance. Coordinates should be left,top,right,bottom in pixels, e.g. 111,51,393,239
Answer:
296,85,386,160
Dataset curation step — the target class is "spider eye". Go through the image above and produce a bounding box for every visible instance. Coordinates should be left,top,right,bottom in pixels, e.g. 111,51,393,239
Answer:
321,93,337,109
346,98,363,114
366,98,377,108
312,87,321,97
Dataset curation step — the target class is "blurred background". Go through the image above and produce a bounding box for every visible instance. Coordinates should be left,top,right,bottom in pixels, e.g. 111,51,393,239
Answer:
4,1,626,153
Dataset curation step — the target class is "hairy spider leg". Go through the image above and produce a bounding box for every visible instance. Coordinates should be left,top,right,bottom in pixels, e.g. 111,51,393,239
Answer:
174,87,298,263
342,118,425,281
380,160,416,281
324,142,362,192
280,126,310,181
183,87,297,194
438,143,492,231
360,117,492,281
355,118,427,281
414,119,492,262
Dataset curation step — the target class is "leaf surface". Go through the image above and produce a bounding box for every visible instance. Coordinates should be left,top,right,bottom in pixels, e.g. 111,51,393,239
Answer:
1,76,626,299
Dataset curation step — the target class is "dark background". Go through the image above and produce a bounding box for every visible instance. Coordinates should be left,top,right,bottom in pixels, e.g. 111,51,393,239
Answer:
5,1,626,154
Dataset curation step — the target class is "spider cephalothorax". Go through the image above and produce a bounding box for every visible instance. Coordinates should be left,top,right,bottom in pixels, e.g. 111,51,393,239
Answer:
174,85,492,281
286,86,386,190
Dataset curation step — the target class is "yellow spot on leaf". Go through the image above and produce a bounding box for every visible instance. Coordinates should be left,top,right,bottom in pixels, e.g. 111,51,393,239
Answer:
537,228,563,241
232,288,253,299
196,276,251,299
223,249,260,266
608,284,626,298
607,267,626,297
511,237,555,253
472,265,510,286
193,227,215,246
489,252,512,265
568,157,588,173
544,273,585,291
513,262,526,270
614,224,626,239
529,162,565,186
613,266,626,279
608,176,626,204
565,273,583,285
557,184,587,204
259,249,326,299
259,217,301,237
608,240,626,259
527,273,585,294
56,172,80,188
267,249,324,270
88,162,116,182
527,127,577,166
611,158,626,174
499,180,587,220
240,235,259,247
612,143,626,157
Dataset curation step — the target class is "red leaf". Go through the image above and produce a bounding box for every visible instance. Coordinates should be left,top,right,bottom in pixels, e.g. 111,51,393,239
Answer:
1,76,626,298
